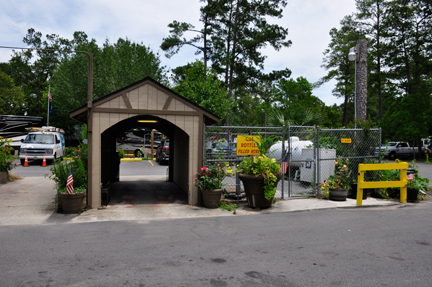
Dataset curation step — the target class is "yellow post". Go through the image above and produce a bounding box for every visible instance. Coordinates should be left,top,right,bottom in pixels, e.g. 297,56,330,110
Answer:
357,169,365,206
400,168,407,203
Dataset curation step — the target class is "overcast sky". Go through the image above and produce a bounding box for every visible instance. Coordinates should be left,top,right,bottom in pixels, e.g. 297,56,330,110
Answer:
0,0,357,106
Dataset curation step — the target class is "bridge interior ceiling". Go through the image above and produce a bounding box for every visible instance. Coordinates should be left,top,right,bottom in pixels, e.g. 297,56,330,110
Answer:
103,115,176,139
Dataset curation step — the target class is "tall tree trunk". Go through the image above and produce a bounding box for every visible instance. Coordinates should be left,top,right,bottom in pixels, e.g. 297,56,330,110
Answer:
356,39,368,122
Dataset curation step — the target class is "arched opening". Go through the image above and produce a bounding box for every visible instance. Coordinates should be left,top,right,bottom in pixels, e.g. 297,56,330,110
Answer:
100,115,190,205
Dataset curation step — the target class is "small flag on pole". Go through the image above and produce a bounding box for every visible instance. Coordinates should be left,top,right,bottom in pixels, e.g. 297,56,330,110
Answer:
66,167,74,194
48,89,53,117
407,173,414,180
281,154,289,174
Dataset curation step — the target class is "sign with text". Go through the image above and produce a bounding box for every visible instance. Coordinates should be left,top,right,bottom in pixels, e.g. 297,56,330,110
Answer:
341,138,352,143
236,135,261,155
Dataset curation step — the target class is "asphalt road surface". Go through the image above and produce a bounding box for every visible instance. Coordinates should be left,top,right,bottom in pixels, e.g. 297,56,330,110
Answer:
0,204,431,286
11,159,168,178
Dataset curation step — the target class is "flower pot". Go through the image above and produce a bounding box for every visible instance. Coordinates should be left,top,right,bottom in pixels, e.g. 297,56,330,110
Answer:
238,173,282,209
350,184,367,200
201,189,223,209
58,192,86,214
0,171,8,183
407,188,419,202
330,188,348,201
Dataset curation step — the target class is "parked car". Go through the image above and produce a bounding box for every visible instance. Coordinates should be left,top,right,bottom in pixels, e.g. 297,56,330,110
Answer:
375,142,419,159
156,139,169,163
205,138,237,159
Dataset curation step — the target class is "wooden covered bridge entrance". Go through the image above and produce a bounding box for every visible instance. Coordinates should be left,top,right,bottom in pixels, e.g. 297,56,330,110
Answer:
70,77,220,209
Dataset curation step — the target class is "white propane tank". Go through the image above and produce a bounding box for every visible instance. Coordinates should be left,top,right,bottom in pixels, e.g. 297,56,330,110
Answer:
268,137,313,167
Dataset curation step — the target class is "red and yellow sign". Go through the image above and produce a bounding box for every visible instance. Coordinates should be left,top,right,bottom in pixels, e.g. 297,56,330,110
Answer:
341,138,352,143
236,135,261,155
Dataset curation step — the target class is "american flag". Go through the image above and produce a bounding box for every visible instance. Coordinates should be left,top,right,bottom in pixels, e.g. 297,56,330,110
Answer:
407,173,414,180
281,154,289,174
48,89,53,116
66,167,74,194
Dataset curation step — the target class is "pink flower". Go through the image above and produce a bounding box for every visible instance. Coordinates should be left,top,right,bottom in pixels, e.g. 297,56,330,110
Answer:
201,167,208,172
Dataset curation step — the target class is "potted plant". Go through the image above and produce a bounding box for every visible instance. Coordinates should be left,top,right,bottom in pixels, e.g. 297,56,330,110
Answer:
194,162,232,208
350,178,367,200
0,137,16,183
237,135,282,209
321,158,351,201
50,157,88,213
406,161,429,202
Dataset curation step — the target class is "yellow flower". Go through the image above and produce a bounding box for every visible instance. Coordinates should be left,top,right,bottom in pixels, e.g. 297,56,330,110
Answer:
227,167,232,174
343,165,347,168
396,159,400,163
335,161,338,165
225,162,229,167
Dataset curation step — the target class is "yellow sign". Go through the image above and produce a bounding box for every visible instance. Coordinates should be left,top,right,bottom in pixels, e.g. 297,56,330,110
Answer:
341,138,352,143
237,135,261,155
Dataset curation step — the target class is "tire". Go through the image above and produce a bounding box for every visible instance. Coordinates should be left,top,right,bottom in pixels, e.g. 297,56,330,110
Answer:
20,159,25,166
389,152,396,160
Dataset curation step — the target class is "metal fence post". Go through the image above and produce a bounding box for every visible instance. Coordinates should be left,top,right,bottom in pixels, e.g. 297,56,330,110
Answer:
281,125,286,199
316,127,321,196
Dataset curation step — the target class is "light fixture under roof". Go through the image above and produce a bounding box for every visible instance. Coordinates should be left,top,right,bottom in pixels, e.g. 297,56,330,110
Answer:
138,120,158,123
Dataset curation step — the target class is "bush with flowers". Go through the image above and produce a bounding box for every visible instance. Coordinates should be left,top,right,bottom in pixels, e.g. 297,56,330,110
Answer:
320,158,351,199
194,162,233,190
0,136,16,172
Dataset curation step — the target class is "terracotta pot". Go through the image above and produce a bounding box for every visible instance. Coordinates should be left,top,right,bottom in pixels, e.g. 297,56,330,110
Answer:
201,188,223,208
330,188,348,201
238,173,282,209
58,192,86,214
0,171,8,183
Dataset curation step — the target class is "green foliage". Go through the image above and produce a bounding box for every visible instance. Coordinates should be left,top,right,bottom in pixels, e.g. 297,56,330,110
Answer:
238,155,281,200
116,149,125,159
0,68,26,115
321,158,351,191
219,201,237,214
194,162,232,190
172,60,234,120
161,0,292,125
0,137,16,172
250,135,279,157
49,158,87,192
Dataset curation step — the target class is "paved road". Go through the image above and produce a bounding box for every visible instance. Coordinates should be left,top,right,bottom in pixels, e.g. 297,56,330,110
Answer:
0,205,431,286
11,159,168,178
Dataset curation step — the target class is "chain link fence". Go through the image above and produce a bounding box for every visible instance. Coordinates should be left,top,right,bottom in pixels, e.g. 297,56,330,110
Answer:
317,128,382,196
203,125,381,199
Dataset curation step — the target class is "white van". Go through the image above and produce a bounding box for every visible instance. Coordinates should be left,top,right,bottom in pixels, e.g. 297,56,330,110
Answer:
19,126,65,165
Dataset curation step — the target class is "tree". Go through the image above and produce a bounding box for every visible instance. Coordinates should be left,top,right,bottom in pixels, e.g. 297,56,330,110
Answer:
161,0,292,125
172,60,234,121
2,28,68,116
321,15,363,126
0,68,26,115
380,0,432,146
356,0,391,121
